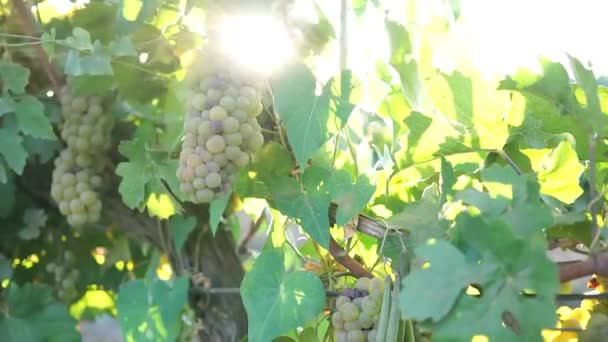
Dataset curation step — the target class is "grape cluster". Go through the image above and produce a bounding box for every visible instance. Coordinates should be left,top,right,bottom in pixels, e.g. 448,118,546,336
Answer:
50,87,113,226
45,250,79,302
332,277,384,342
178,50,265,203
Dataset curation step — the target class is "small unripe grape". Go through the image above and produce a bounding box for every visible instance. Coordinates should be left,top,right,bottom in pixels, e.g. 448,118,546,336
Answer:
223,117,240,133
339,302,359,322
59,201,70,215
196,189,214,203
71,213,87,226
80,191,96,205
193,177,206,189
344,320,362,331
63,187,77,200
234,152,250,167
358,312,374,329
336,296,351,309
369,278,384,295
206,88,222,104
199,150,212,162
210,106,228,121
225,86,239,98
91,175,102,188
368,329,378,342
78,125,93,136
76,182,89,193
205,173,222,188
180,182,194,194
206,135,226,154
88,104,103,116
224,133,243,146
206,162,220,173
220,96,236,111
249,101,263,117
212,153,227,167
331,312,344,329
191,93,206,110
239,123,253,138
61,173,77,186
236,96,250,110
334,331,347,342
181,166,195,182
247,133,264,152
76,154,92,167
346,330,366,342
195,164,208,177
186,154,202,167
232,110,248,123
361,295,381,315
197,121,212,138
225,146,241,160
70,199,85,213
71,98,87,112
355,278,370,291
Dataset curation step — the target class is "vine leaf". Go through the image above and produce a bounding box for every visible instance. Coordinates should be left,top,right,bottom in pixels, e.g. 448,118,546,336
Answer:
0,127,27,179
326,170,375,226
241,249,325,342
116,138,154,209
14,96,56,140
404,213,558,341
209,192,231,235
271,176,331,248
400,239,492,321
0,61,29,94
272,64,354,167
18,208,47,240
116,277,189,342
0,283,78,342
169,215,196,252
388,184,448,249
526,140,585,204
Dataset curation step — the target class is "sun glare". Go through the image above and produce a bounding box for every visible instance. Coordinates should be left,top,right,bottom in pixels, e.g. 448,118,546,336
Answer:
218,15,294,75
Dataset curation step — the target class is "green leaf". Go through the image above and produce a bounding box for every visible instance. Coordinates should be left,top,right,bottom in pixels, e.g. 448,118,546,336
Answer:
440,157,456,203
0,96,15,117
209,192,231,235
272,64,331,166
14,96,56,140
64,44,113,76
151,277,189,341
0,254,13,280
109,36,138,57
116,139,154,209
1,283,78,342
429,213,558,341
0,127,27,175
527,140,584,204
326,170,375,225
0,61,30,95
271,176,331,248
241,249,325,342
66,27,94,51
18,208,47,240
387,185,448,248
41,29,56,60
401,240,493,321
169,215,196,252
567,55,607,132
0,178,15,216
116,279,149,339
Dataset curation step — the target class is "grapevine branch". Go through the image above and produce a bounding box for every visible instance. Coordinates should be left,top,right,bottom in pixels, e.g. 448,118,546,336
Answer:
11,0,61,94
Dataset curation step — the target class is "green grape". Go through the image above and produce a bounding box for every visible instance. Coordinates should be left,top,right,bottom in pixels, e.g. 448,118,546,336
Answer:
210,106,228,121
368,329,378,342
331,312,344,330
191,93,206,110
224,133,243,146
361,295,381,315
205,173,222,188
223,117,240,133
334,330,347,342
358,312,374,329
346,330,366,342
193,177,206,189
196,189,214,203
206,135,226,154
339,302,360,322
343,320,362,331
355,277,370,291
369,277,384,296
194,165,209,177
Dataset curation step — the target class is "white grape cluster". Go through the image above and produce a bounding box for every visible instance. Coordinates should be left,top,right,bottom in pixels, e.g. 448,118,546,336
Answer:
332,277,384,342
178,50,265,203
45,250,79,302
50,87,113,226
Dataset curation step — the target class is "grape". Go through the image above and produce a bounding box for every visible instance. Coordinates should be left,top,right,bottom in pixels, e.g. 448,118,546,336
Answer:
191,93,206,110
223,117,240,133
355,277,370,291
247,133,264,152
206,135,226,154
225,146,241,160
194,165,208,177
334,331,347,342
368,329,378,342
224,133,243,146
346,330,366,342
361,295,381,315
205,173,222,188
210,106,228,121
339,302,360,322
358,312,374,329
331,312,344,330
220,96,236,111
210,120,223,134
232,110,249,123
336,296,350,309
343,320,362,331
193,178,206,189
369,277,384,295
196,189,214,203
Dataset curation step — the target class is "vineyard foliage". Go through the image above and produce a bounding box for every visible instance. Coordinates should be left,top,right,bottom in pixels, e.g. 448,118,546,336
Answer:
1,0,607,341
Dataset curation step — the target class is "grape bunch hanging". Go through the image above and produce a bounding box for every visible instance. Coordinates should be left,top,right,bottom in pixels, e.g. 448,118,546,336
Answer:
332,277,401,342
177,50,265,203
50,86,113,227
